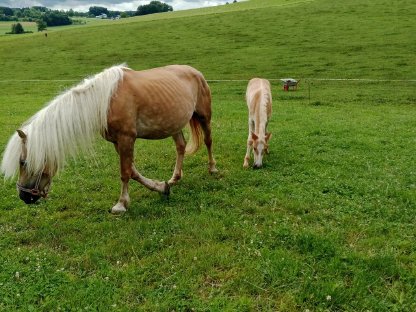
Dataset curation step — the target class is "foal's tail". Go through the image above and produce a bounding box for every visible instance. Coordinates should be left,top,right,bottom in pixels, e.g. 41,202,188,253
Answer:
186,116,204,154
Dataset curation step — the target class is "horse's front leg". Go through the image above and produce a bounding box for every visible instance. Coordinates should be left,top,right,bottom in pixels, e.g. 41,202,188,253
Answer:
168,131,186,185
111,135,135,214
243,137,252,168
243,119,254,168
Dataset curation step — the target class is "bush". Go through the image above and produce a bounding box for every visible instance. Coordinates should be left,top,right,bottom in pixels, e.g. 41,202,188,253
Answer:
6,22,33,34
7,22,24,34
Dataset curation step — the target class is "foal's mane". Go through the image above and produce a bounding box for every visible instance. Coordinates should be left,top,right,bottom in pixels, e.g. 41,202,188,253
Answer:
1,64,127,178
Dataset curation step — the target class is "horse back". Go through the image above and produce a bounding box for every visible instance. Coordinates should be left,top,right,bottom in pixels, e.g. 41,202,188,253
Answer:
106,65,210,140
246,78,272,119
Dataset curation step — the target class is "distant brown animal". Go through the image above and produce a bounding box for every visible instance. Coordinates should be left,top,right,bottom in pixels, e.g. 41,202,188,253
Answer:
1,64,218,214
243,78,272,169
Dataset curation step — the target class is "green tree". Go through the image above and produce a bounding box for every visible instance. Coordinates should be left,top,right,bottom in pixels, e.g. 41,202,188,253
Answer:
136,1,173,16
36,20,47,31
89,6,109,17
0,6,16,21
42,11,72,26
0,6,14,16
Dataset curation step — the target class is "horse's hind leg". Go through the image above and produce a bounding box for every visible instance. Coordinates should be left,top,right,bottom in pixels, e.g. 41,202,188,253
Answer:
168,131,186,185
198,116,218,174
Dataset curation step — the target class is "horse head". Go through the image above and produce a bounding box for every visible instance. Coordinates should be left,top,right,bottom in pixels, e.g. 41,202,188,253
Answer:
16,130,52,204
251,132,272,169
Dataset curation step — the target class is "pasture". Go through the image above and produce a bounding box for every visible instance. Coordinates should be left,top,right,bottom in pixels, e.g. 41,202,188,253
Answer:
0,22,37,35
0,0,415,310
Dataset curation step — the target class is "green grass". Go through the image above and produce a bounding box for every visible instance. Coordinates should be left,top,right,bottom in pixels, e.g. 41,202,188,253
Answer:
0,0,415,310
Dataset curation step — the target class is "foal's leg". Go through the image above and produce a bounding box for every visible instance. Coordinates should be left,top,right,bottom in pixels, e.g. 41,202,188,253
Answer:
243,135,252,168
198,116,218,174
111,135,135,214
168,131,186,185
243,118,254,168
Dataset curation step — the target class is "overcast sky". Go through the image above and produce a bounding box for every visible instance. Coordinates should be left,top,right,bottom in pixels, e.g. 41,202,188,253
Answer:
0,0,227,12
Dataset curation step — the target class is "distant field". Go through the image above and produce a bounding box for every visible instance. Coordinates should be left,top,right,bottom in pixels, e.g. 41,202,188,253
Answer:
128,0,312,22
0,0,415,310
0,21,37,35
0,18,116,37
0,0,309,38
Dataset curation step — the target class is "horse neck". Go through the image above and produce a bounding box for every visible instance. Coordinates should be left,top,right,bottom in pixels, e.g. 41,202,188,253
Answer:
25,67,123,175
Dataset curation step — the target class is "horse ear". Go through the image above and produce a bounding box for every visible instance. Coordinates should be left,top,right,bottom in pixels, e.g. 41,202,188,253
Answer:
17,129,27,141
251,132,258,141
265,132,272,142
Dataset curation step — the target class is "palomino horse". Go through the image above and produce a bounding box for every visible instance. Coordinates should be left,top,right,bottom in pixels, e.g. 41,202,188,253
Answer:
1,64,218,214
243,78,272,169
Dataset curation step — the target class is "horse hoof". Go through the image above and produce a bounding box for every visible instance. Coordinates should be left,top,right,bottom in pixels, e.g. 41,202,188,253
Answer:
111,203,127,214
162,182,170,199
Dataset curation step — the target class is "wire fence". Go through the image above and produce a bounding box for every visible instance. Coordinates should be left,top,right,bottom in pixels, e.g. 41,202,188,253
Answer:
0,77,414,107
0,78,415,83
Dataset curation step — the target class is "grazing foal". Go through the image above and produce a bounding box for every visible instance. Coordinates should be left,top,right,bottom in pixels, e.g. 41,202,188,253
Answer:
243,78,272,169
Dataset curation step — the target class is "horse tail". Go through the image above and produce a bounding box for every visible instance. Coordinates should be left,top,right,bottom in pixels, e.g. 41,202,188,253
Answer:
186,115,204,154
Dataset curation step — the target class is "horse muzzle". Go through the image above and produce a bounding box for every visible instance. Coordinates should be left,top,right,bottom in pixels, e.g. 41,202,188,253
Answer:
17,182,49,205
253,163,263,169
19,190,41,204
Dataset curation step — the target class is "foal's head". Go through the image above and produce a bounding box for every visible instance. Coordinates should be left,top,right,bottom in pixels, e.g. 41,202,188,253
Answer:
251,132,272,169
16,130,52,204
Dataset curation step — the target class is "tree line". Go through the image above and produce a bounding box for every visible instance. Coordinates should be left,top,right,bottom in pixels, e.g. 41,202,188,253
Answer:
0,1,173,25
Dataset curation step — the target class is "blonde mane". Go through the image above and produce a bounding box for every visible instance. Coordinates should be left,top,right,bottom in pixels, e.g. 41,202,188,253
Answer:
1,64,127,178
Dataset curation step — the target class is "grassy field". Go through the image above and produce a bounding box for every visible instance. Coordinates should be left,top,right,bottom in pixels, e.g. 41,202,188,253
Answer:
0,18,116,37
0,0,415,310
0,0,302,38
0,22,37,35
